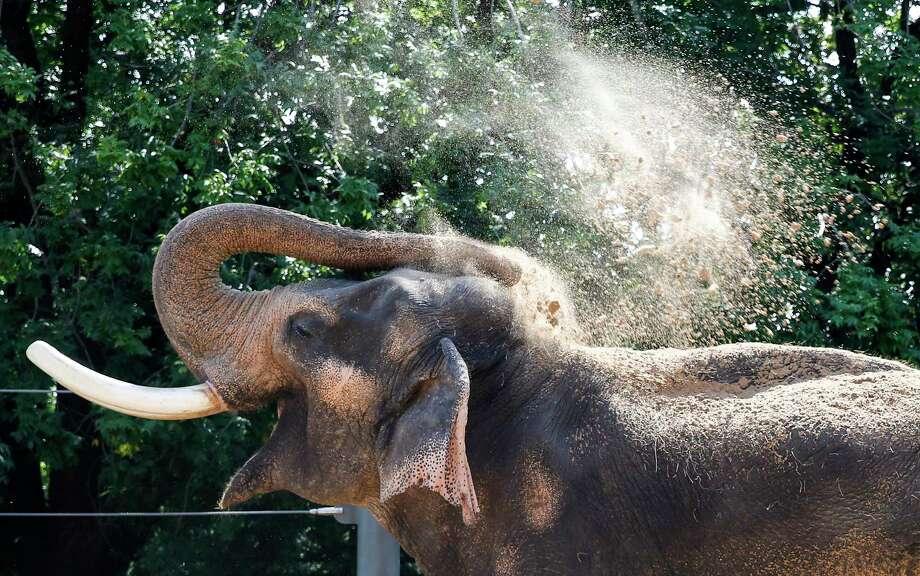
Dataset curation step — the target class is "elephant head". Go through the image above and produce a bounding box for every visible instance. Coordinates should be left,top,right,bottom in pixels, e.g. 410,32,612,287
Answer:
27,203,523,524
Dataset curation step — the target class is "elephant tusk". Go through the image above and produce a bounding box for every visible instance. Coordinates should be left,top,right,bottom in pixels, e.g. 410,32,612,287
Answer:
25,341,227,420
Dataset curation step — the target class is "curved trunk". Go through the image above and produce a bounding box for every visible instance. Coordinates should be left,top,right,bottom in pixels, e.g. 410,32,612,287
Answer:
153,203,520,401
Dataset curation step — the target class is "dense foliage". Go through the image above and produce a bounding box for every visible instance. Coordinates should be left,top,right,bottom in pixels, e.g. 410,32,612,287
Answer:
1,0,917,574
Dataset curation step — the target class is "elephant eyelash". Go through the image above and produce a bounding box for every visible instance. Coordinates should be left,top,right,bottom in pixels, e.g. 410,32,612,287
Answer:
289,301,338,338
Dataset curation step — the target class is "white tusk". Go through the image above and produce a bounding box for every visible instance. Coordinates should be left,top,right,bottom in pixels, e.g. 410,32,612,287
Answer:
25,341,226,420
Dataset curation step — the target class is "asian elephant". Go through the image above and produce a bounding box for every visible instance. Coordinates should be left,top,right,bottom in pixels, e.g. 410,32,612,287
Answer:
28,203,920,575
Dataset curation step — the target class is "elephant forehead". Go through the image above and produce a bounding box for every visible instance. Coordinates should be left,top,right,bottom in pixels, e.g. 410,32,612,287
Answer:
313,359,377,413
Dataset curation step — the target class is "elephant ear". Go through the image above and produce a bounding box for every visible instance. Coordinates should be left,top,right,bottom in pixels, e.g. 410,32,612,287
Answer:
378,338,480,525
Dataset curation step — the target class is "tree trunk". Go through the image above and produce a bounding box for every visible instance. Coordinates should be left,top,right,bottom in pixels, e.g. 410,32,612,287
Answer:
58,0,95,135
475,0,494,39
0,400,52,576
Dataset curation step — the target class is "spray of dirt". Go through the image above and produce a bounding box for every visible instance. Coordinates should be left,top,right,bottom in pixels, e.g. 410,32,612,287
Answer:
430,43,826,348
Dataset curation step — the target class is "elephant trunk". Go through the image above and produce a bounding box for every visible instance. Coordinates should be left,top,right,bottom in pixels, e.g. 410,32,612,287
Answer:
152,203,520,408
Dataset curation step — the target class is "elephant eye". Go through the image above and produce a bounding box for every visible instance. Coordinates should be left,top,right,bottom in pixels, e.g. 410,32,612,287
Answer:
293,321,312,339
290,305,335,341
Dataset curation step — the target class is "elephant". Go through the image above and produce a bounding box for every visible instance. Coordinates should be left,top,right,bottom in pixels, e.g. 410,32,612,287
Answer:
27,203,920,575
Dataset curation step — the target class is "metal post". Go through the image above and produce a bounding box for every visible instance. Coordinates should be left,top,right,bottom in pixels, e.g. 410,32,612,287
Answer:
334,505,400,576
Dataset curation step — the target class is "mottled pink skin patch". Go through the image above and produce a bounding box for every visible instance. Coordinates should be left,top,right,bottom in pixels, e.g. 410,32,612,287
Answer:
447,373,479,524
313,360,376,415
519,453,562,531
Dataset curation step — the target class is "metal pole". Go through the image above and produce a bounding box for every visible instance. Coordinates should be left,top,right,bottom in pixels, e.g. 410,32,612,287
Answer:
356,507,400,576
335,505,400,576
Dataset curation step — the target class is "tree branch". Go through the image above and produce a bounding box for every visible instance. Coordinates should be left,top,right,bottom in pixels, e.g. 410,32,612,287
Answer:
451,0,464,41
504,0,524,40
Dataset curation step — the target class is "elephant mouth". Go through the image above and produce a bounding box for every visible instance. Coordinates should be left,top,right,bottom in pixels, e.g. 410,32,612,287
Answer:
217,393,309,509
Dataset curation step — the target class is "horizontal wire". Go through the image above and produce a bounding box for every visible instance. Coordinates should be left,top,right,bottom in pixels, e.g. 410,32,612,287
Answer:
0,507,344,518
0,389,73,394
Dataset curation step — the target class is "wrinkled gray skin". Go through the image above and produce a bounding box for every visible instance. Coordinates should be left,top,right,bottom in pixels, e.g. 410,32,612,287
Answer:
153,204,920,575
